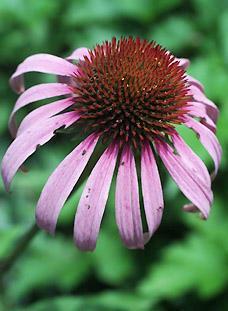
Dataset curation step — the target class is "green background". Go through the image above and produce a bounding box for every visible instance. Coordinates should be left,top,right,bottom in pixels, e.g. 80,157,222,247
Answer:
0,0,228,310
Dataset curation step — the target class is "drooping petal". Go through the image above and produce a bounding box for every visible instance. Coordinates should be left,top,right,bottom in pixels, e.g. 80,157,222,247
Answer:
187,102,216,132
184,116,222,177
182,203,200,213
66,47,90,62
189,85,219,122
177,58,190,70
74,143,118,251
9,83,72,137
10,54,77,93
186,74,204,92
172,132,213,203
36,134,99,234
155,139,211,218
1,112,79,191
141,141,164,243
115,145,144,249
17,98,74,136
182,202,207,219
58,48,91,84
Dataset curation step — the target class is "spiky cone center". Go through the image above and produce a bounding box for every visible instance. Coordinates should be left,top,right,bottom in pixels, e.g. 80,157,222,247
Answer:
72,37,191,147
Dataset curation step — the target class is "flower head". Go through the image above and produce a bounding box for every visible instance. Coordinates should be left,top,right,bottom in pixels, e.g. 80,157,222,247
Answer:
1,37,222,250
73,38,190,145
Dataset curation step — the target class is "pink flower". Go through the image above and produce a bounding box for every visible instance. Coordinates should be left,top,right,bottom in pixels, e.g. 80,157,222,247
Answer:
1,37,222,251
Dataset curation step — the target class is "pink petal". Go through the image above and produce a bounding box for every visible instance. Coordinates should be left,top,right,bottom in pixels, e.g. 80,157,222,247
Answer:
189,85,219,122
141,141,164,243
186,74,204,92
36,134,99,234
10,54,76,94
182,203,207,219
66,47,90,62
74,143,118,251
115,145,144,249
155,139,211,218
1,112,79,191
172,132,213,203
17,98,74,136
176,58,190,70
187,102,216,132
58,48,90,84
182,203,200,213
9,83,72,137
184,117,222,177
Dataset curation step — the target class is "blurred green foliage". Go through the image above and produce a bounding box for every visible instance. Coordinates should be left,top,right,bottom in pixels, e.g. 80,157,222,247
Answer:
0,0,228,310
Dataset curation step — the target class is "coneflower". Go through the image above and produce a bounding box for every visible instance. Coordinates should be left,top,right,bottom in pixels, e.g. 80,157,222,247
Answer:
1,37,222,251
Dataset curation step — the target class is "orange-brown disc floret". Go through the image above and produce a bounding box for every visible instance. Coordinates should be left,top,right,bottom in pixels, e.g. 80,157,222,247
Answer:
72,37,191,147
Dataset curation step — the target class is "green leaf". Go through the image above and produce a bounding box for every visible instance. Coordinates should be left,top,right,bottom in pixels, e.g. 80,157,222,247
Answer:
138,200,228,300
149,16,196,52
17,292,152,311
182,198,228,255
58,181,86,226
192,0,228,30
217,104,228,167
219,10,228,65
0,102,11,134
138,234,228,300
8,234,92,301
92,230,135,285
188,55,228,103
0,226,24,257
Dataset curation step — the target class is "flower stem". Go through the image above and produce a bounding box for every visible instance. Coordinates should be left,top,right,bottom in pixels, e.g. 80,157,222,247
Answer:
0,223,39,278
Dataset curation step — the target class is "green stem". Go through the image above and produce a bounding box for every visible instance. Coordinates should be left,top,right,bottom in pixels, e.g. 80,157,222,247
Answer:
0,223,39,278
